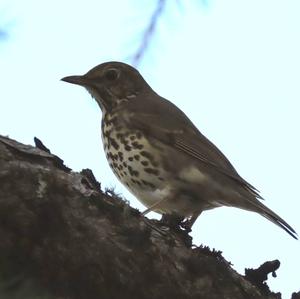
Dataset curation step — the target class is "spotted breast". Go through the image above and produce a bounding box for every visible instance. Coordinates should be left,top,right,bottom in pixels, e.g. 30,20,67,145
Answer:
101,111,172,210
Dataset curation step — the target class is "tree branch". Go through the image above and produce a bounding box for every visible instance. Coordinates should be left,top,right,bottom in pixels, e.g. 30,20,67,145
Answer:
0,135,291,299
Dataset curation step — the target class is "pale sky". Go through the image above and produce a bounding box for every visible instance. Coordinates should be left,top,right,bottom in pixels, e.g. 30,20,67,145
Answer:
0,1,299,298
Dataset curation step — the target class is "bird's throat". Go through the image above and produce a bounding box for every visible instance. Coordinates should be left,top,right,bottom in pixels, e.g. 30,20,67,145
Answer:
86,86,117,112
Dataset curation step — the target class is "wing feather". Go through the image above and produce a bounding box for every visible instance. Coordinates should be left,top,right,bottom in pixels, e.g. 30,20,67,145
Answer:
121,95,261,198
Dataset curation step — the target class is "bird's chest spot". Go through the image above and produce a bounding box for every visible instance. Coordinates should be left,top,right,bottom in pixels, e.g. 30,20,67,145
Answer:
101,114,168,194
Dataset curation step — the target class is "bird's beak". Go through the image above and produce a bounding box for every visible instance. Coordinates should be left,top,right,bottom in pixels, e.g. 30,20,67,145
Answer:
61,75,91,87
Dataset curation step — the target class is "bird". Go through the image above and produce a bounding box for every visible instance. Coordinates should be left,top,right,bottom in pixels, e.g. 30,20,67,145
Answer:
61,61,297,239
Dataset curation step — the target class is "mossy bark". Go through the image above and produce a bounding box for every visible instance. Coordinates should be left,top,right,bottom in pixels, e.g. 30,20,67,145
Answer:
0,135,291,299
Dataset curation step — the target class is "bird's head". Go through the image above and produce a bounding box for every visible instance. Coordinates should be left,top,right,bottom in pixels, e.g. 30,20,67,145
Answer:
61,61,151,112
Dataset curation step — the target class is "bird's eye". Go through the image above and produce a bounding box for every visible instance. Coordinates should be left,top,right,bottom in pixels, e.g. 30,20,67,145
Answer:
105,69,119,81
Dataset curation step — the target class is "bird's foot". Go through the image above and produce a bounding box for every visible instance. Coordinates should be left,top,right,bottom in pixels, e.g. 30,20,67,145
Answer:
159,214,193,247
180,218,193,233
160,214,193,233
160,214,185,230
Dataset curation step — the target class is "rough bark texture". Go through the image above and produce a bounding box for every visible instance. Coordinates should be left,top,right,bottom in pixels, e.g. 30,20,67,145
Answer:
0,135,296,299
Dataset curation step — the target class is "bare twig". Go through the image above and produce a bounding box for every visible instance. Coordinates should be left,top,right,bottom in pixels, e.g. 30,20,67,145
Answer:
132,0,167,66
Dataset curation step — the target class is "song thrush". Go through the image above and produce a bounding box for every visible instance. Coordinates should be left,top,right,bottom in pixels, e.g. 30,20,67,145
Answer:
62,61,297,239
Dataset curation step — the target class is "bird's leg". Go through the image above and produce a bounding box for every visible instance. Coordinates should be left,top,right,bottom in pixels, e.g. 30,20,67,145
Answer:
141,197,169,216
181,211,202,232
160,213,185,229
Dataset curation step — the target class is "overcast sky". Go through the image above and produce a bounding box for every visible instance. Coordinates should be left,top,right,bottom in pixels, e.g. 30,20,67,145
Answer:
0,1,299,298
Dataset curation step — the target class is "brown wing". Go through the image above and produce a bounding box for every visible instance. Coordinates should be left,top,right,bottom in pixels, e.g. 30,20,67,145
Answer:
118,94,300,239
121,94,262,198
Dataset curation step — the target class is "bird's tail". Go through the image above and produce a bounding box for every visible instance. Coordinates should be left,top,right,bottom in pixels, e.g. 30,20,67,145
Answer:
261,208,297,239
244,197,298,239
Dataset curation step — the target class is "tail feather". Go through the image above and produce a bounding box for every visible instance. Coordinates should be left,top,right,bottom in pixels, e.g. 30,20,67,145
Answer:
263,211,298,240
242,195,298,239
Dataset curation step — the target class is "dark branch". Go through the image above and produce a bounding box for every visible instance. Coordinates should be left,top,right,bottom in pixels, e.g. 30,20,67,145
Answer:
245,260,281,295
132,0,166,66
292,291,300,299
